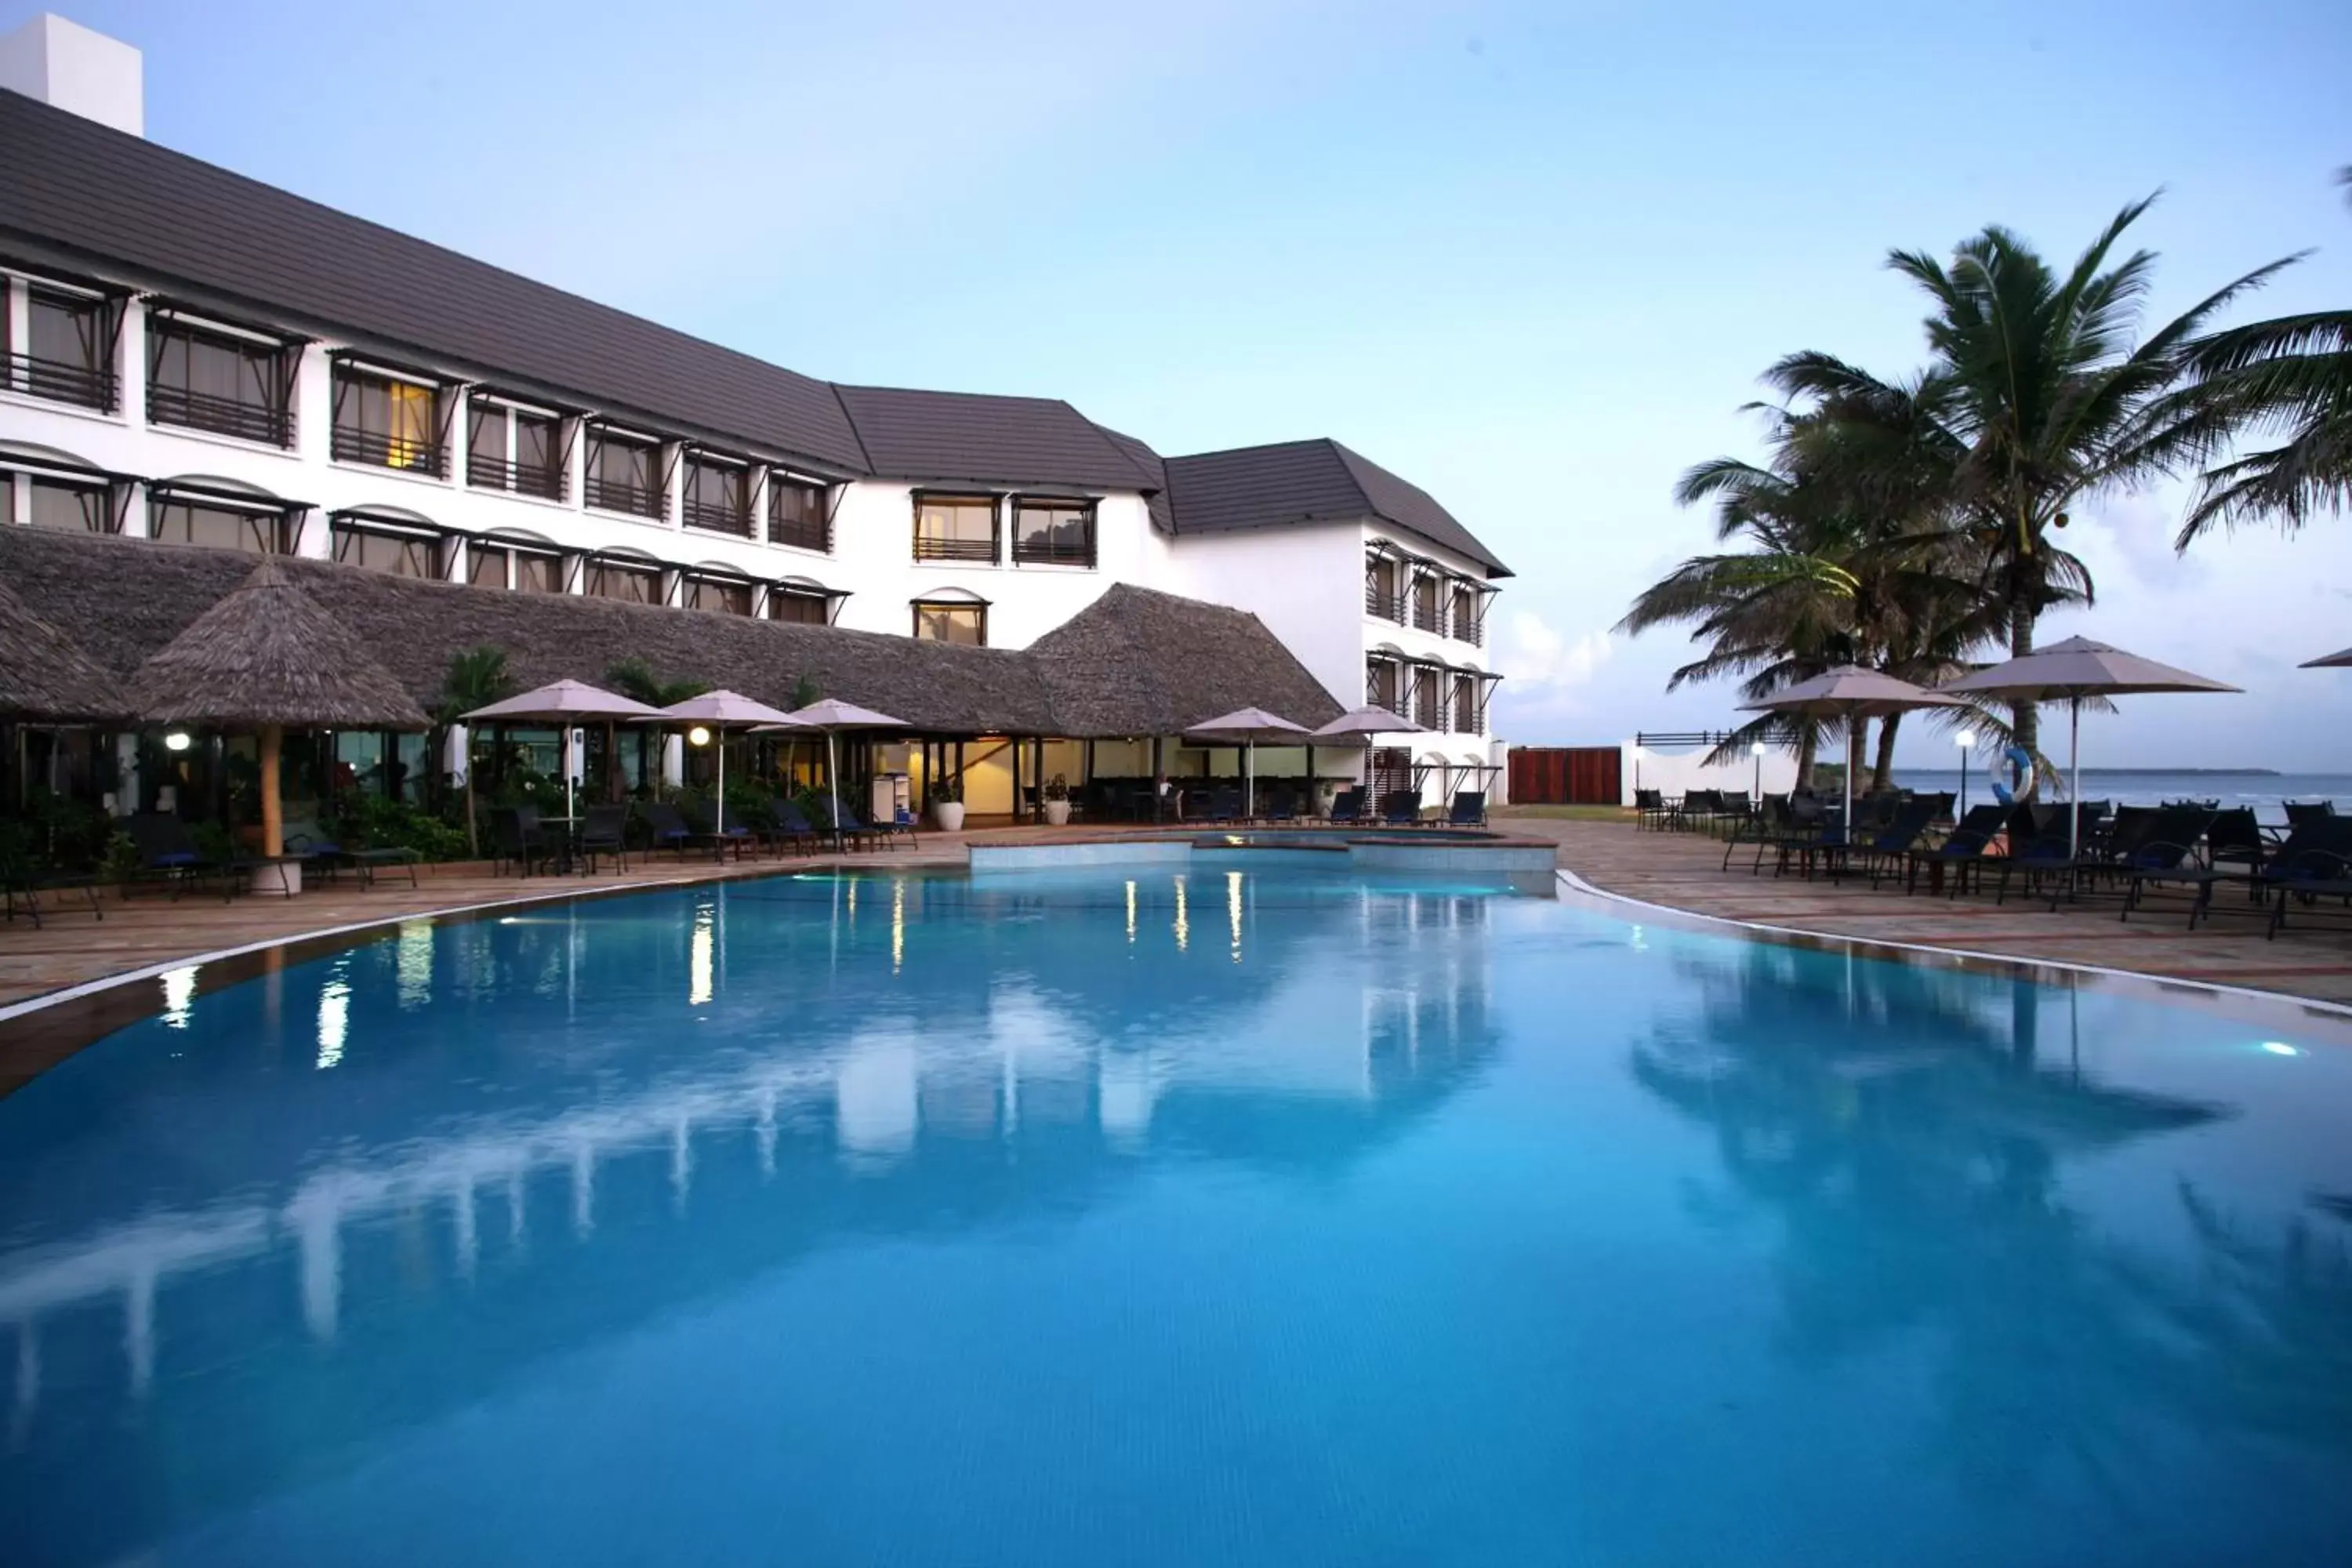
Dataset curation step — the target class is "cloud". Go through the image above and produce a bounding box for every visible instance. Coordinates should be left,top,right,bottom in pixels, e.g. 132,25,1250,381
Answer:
1503,610,1613,689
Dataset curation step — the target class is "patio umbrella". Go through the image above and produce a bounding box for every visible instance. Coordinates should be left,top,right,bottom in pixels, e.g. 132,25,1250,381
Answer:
757,698,910,838
2300,645,2352,669
1740,666,1971,841
134,557,428,862
647,691,801,837
1937,637,2241,861
1311,705,1426,802
463,679,666,824
0,575,132,724
1185,707,1311,816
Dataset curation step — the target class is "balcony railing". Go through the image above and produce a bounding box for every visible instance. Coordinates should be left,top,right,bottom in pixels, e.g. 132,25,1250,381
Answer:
585,474,663,520
1413,690,1445,730
683,497,753,537
5,352,117,412
768,510,831,553
466,449,566,501
915,535,998,564
149,383,294,447
1452,611,1486,648
1012,536,1095,568
332,424,448,477
1411,597,1443,633
1365,583,1403,621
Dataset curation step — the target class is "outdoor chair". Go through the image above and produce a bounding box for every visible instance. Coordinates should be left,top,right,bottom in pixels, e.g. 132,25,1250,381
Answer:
281,819,349,884
682,800,757,861
1676,789,1724,834
2122,808,2265,928
1264,789,1301,824
640,802,699,860
2282,800,2336,839
123,814,252,900
1845,796,1947,887
1758,796,1832,878
1203,788,1245,824
1720,793,1788,873
1999,804,2213,910
577,804,630,873
488,807,554,877
1634,788,1668,831
2263,818,2352,938
838,800,913,849
1448,791,1487,827
1327,789,1367,825
771,800,822,854
1904,804,2010,896
2,847,104,929
813,796,882,851
1380,790,1422,826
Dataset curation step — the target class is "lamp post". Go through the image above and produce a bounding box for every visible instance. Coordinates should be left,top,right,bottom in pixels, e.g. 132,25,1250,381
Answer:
1957,729,1976,816
1750,739,1765,800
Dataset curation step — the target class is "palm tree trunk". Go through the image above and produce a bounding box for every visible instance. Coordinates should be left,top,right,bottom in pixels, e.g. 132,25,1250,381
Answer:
2008,594,2039,757
1795,728,1818,792
1871,711,1902,791
463,727,480,858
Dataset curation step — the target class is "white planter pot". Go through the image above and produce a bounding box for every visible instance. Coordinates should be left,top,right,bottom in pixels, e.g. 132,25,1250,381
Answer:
1041,800,1071,826
934,801,966,832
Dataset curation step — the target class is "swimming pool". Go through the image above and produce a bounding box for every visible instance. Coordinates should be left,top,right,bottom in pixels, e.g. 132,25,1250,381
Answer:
2,863,2348,1565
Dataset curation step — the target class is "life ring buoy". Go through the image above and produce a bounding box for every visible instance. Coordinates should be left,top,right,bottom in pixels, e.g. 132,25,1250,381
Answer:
1988,744,2034,804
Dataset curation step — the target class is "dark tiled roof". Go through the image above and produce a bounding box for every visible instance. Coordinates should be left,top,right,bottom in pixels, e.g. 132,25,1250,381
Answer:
833,386,1160,492
0,528,1336,739
1091,426,1174,533
0,91,862,472
1029,583,1343,735
1161,438,1512,579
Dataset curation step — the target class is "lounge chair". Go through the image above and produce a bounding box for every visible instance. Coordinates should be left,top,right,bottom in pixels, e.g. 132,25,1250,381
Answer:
1379,790,1422,826
640,802,699,860
770,800,822,855
812,796,881,851
1634,788,1668,831
123,813,257,900
1448,791,1487,827
2000,804,2213,909
836,800,912,849
1203,788,1245,824
1327,789,1367,825
1263,789,1300,824
2263,818,2352,938
2,846,104,928
488,806,554,877
1904,803,2010,896
1845,795,1948,887
2122,808,2266,927
281,819,349,883
577,804,630,873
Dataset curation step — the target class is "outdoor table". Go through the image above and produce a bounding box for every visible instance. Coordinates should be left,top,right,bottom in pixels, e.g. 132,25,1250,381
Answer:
537,815,582,875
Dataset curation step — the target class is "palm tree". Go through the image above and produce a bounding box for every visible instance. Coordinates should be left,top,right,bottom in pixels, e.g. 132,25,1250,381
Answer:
1772,198,2296,753
435,647,514,856
604,659,711,800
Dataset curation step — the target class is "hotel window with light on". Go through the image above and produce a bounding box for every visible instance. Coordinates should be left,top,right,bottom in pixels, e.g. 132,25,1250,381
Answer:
913,598,986,645
332,361,446,475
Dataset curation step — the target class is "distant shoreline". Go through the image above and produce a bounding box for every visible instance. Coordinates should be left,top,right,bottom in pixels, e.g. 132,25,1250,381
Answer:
1896,767,2288,778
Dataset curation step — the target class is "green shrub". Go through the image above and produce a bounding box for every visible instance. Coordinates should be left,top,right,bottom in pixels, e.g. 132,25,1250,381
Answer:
331,793,470,862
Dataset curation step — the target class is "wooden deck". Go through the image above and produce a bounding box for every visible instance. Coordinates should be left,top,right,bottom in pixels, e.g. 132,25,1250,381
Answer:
1508,811,2352,1005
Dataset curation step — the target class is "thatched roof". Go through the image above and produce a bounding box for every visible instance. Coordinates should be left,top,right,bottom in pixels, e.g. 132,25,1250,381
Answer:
0,574,133,723
0,528,1343,739
132,557,432,731
1029,584,1344,735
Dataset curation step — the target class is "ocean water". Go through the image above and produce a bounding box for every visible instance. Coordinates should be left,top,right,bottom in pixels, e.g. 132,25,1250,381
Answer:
1893,769,2352,817
2,863,2348,1566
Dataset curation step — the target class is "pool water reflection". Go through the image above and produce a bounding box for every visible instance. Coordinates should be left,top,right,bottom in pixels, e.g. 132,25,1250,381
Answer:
1,866,2348,1566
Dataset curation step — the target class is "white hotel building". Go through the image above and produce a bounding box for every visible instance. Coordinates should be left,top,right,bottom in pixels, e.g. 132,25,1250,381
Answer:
0,16,1508,800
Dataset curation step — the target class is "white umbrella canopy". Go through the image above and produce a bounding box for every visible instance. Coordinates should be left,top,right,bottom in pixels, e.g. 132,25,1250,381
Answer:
1311,706,1426,808
1187,707,1311,817
462,680,668,823
1937,637,2242,859
648,691,804,836
754,699,913,837
2301,645,2352,670
1740,666,1973,838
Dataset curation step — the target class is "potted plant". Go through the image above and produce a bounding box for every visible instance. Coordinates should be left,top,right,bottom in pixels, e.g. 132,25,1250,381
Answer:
1041,773,1072,826
931,773,965,832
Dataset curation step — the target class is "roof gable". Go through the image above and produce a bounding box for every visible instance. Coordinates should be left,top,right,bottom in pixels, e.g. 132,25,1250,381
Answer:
1162,437,1511,578
833,386,1160,491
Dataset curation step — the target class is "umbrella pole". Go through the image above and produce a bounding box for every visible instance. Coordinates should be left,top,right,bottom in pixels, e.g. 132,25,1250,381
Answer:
2069,697,2082,863
717,731,725,839
827,732,840,850
566,728,576,826
259,723,283,858
1247,742,1255,818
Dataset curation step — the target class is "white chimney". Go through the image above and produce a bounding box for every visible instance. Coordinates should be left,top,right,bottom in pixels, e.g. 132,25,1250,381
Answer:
0,13,143,137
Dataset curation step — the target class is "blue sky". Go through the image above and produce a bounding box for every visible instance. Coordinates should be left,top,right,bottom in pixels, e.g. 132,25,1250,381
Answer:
25,0,2352,766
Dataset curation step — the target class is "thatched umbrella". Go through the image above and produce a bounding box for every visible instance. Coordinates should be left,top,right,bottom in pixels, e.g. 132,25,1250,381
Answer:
134,557,428,859
0,575,132,724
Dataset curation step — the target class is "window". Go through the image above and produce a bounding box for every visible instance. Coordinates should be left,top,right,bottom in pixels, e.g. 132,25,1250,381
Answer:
468,540,564,593
332,363,446,474
1452,673,1483,735
1411,573,1441,633
332,520,440,577
1410,664,1443,730
585,427,664,519
24,477,110,532
913,599,986,645
1366,657,1400,710
682,456,751,536
768,476,831,552
771,591,831,626
150,499,292,554
683,574,753,615
1450,583,1483,646
8,286,117,410
1011,498,1095,567
586,557,661,604
466,397,566,500
913,494,997,563
147,318,298,446
1365,556,1401,620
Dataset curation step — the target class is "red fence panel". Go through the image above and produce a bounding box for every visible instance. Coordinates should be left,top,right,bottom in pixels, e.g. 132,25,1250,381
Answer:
1508,746,1621,805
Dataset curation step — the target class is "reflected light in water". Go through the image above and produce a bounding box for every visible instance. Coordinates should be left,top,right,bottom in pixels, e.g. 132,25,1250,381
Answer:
2261,1041,2302,1057
315,960,350,1070
396,921,434,1010
1125,880,1137,945
690,904,716,1007
891,880,906,973
1228,870,1244,963
1173,877,1189,951
158,966,198,1030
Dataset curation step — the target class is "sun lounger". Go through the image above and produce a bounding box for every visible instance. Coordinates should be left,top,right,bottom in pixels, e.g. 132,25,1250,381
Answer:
2,847,104,929
2121,808,2264,927
1904,803,2009,895
1449,791,1487,827
2264,818,2352,938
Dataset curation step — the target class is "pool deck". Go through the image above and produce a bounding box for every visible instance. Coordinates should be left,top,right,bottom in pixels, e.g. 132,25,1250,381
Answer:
4,811,2346,1040
1501,811,2352,1006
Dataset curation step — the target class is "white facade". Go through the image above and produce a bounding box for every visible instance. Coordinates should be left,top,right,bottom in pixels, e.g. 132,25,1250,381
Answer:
0,13,140,137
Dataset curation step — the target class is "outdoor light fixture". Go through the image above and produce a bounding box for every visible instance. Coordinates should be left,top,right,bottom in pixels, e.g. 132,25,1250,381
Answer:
688,725,712,748
163,731,192,753
1749,739,1764,797
1957,729,1976,814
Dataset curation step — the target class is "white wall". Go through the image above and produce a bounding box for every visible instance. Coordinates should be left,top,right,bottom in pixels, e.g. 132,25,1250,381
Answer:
1621,741,1798,802
0,14,143,138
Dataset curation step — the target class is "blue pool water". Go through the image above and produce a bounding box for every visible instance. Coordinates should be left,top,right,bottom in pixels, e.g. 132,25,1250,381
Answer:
2,862,2350,1566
